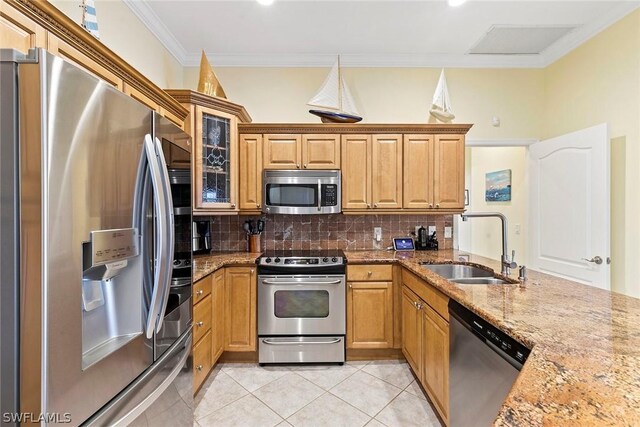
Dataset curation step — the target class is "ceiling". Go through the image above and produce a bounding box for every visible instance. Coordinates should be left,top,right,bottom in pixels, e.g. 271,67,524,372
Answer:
124,0,640,68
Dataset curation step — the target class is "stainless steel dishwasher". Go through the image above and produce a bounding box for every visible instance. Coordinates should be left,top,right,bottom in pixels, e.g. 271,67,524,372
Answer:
449,300,531,427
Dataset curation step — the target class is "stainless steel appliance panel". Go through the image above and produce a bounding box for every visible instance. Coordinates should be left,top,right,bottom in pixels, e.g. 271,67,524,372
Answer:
449,301,528,427
259,336,345,364
258,275,346,336
0,52,21,427
19,50,155,425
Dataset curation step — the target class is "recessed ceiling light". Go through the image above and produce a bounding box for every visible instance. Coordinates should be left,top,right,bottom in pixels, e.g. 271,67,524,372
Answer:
257,0,274,5
448,0,467,6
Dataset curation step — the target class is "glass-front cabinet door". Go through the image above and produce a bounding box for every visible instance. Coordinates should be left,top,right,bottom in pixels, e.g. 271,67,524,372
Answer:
194,106,238,211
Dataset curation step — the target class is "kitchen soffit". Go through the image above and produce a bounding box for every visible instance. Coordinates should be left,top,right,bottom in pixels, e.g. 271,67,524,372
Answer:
124,0,640,68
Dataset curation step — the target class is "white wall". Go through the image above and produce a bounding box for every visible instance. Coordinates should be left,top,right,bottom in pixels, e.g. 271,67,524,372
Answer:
50,0,183,88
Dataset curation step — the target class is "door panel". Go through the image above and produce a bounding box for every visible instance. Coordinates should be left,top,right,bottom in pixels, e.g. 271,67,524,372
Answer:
422,305,449,423
212,269,225,363
0,2,46,54
341,135,371,210
302,134,340,169
263,134,301,169
31,53,153,424
372,134,402,209
239,134,263,210
529,124,610,289
433,134,464,209
347,282,393,349
403,134,434,209
224,267,256,351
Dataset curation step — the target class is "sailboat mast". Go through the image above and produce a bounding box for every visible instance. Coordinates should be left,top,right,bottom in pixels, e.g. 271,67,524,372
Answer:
337,55,342,112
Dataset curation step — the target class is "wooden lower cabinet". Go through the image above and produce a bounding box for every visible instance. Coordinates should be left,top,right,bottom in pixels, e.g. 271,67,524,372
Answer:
422,304,450,424
224,267,257,351
192,274,214,391
347,281,393,349
211,269,225,362
193,330,212,390
401,277,451,425
401,286,423,377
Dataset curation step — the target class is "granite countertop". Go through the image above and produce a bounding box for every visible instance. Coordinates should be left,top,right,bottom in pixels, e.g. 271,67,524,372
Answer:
194,250,640,425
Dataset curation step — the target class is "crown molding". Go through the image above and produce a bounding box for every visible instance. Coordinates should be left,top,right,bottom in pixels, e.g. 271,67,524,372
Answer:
466,138,538,147
125,1,639,69
539,1,640,67
122,0,188,64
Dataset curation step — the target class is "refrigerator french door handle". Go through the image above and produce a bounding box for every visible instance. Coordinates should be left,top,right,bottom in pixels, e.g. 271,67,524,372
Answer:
153,136,174,333
143,134,168,339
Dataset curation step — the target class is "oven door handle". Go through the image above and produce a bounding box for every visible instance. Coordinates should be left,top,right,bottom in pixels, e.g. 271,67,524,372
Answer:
261,279,342,285
262,338,342,345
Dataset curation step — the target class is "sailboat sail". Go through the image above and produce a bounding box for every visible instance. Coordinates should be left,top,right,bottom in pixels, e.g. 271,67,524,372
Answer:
429,69,455,122
308,58,360,116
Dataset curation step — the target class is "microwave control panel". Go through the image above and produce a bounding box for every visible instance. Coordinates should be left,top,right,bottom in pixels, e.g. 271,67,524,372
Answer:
321,184,338,206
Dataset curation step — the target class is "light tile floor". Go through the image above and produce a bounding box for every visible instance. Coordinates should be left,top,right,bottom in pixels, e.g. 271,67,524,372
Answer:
194,360,441,427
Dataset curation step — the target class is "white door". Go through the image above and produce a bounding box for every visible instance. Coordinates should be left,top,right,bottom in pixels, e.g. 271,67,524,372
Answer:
528,124,610,289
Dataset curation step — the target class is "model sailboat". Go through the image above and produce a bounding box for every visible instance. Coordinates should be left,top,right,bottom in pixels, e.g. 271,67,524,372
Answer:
308,56,362,123
429,69,455,122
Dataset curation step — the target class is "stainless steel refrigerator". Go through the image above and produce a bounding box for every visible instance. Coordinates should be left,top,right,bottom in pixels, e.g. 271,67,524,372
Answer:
0,48,193,426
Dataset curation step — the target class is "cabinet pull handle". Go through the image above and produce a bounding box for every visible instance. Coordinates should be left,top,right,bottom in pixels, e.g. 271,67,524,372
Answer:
196,290,204,296
196,321,204,327
196,365,203,371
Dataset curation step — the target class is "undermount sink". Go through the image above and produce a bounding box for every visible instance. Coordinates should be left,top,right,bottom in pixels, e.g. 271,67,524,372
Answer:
421,263,494,280
421,263,515,285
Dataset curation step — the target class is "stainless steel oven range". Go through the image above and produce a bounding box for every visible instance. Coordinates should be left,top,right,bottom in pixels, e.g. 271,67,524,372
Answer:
257,250,346,364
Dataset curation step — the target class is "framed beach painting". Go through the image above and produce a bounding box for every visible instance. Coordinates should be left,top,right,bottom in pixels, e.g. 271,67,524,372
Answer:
485,169,511,202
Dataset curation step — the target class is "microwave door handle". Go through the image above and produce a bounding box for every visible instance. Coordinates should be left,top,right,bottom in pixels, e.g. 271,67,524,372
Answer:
143,134,167,339
317,182,322,212
153,136,175,334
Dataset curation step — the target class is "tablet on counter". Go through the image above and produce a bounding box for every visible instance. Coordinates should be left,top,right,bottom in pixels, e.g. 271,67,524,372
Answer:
393,237,415,251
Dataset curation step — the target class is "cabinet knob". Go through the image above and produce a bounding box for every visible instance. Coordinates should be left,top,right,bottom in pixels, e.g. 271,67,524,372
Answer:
413,301,418,308
429,203,434,208
367,271,372,276
374,203,378,208
303,164,307,168
296,164,300,169
196,321,204,327
196,290,204,296
435,204,440,208
196,365,203,371
257,203,261,208
251,269,255,274
231,204,236,209
417,303,423,310
349,283,352,288
367,204,371,209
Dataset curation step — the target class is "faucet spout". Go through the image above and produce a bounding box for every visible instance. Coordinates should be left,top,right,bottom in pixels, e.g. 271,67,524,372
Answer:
460,212,516,275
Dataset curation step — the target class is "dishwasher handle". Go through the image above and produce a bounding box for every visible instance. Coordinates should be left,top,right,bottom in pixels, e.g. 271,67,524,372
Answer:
448,300,531,369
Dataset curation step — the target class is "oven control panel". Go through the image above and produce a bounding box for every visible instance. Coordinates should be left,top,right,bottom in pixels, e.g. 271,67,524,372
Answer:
258,256,344,267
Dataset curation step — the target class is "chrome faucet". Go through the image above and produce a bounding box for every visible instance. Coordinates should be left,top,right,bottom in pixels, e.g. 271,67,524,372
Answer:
460,212,517,275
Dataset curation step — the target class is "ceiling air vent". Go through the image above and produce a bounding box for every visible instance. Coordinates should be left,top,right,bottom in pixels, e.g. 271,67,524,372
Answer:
469,25,576,55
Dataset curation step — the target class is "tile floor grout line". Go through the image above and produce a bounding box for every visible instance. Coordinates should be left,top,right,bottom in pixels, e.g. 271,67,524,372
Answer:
195,369,255,422
286,390,373,427
361,362,417,390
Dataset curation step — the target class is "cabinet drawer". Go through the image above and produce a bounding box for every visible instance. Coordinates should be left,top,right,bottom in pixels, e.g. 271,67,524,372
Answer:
193,295,212,343
348,265,393,281
402,269,449,321
193,330,212,390
193,275,212,305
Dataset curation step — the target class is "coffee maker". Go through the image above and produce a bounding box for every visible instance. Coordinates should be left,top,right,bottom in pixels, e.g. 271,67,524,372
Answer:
192,220,212,254
416,226,439,251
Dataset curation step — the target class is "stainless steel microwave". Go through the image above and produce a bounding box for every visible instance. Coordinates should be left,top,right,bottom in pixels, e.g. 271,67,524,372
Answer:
262,170,341,214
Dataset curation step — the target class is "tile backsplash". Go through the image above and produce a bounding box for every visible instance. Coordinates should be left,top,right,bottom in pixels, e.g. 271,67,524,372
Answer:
206,214,454,252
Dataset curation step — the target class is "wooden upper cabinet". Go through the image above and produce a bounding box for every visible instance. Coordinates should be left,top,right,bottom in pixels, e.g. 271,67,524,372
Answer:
341,135,371,210
401,286,422,379
422,304,450,424
47,34,123,90
239,134,263,211
194,106,238,211
347,281,393,349
302,134,340,169
0,1,45,53
403,134,434,209
123,83,160,111
224,267,256,352
263,134,301,169
434,134,465,210
371,134,403,209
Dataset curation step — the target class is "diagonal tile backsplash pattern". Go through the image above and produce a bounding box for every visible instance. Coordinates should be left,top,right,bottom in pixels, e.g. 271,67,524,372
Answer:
207,214,454,252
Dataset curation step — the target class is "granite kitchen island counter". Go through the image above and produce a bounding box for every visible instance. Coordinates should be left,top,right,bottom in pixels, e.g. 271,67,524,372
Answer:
193,249,640,425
